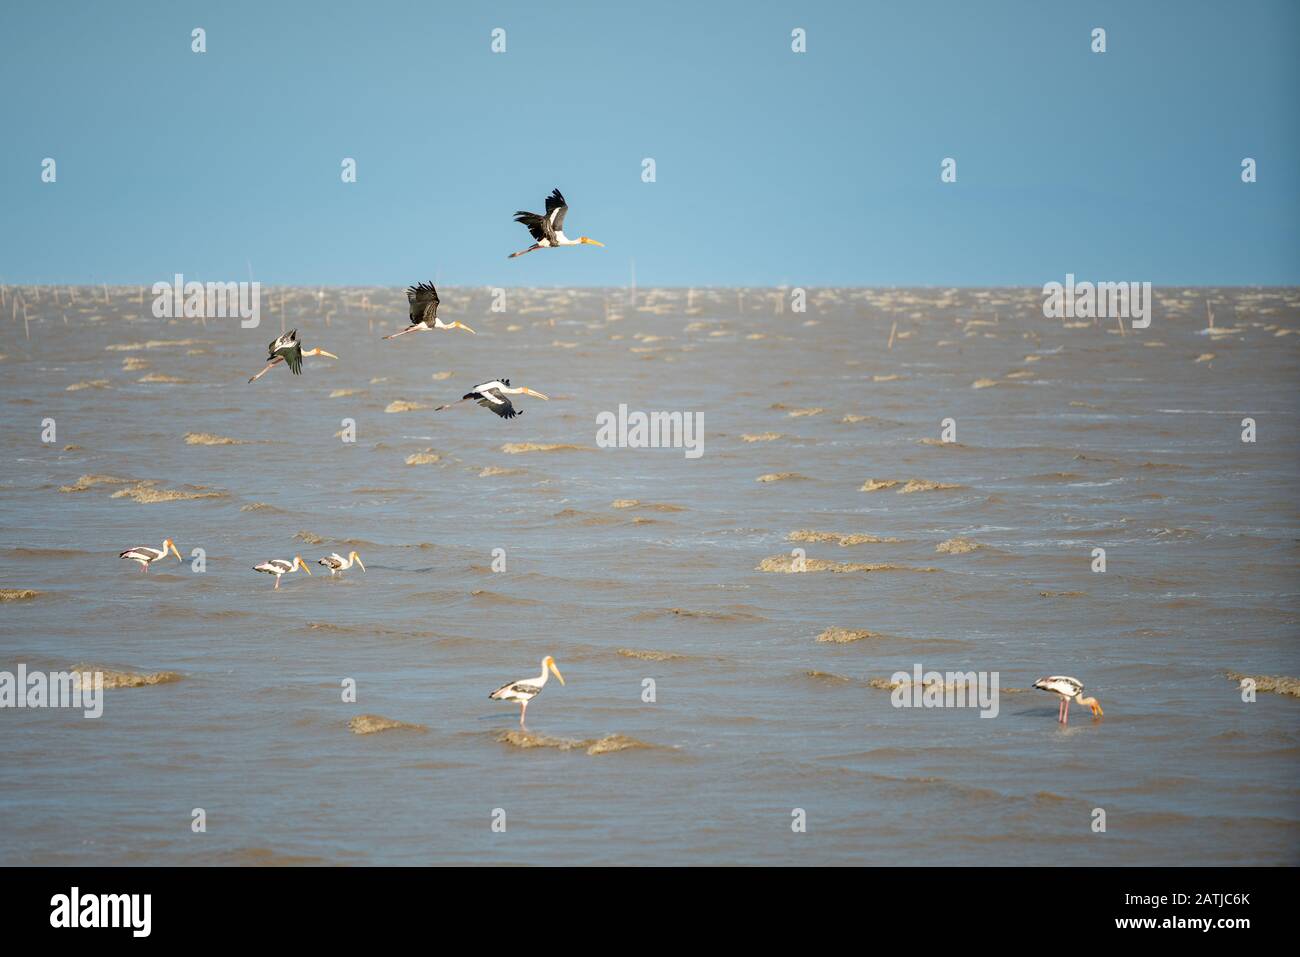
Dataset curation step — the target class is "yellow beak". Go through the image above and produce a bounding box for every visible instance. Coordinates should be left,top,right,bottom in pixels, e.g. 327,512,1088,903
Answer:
354,555,366,573
297,556,312,575
549,662,565,685
581,238,604,247
171,543,183,561
453,321,476,335
523,388,549,400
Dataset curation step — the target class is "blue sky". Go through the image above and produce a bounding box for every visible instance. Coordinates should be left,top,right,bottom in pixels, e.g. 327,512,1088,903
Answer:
1,0,1296,286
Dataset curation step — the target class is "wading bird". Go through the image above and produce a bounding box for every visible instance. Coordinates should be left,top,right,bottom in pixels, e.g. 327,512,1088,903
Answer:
1033,676,1103,725
435,379,549,419
253,555,312,590
119,538,182,573
248,329,339,382
318,550,365,577
489,656,565,728
508,188,604,258
382,282,476,340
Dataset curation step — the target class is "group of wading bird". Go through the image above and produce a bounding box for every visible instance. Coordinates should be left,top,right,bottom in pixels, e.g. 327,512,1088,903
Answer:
116,188,1102,727
115,190,600,725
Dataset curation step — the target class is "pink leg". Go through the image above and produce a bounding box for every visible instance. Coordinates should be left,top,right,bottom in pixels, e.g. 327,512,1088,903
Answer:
382,324,421,340
1063,699,1070,725
248,356,283,383
274,576,280,590
520,701,528,728
509,244,542,259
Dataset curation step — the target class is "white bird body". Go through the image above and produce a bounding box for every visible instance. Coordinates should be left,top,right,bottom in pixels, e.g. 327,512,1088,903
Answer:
1033,675,1103,724
318,550,365,576
119,538,181,573
253,555,312,590
489,656,565,728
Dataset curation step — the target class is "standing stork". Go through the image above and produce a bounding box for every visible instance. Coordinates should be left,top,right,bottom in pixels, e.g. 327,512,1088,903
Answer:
317,550,365,577
435,378,549,419
508,188,604,258
1033,676,1103,724
253,555,312,589
489,656,565,728
382,282,476,340
119,538,182,573
247,329,339,382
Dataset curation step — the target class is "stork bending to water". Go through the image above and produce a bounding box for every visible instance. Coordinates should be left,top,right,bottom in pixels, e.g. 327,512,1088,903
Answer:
1033,676,1103,724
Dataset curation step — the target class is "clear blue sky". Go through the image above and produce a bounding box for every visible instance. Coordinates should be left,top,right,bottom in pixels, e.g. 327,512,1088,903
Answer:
1,0,1296,287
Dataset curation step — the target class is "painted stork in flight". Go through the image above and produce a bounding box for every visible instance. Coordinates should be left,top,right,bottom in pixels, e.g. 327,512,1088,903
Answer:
508,188,604,258
248,329,338,382
382,282,476,340
253,555,312,590
120,538,182,573
435,379,549,419
318,550,365,577
1033,675,1103,724
489,656,565,728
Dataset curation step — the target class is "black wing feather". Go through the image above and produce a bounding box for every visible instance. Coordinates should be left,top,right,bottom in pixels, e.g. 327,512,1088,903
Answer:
545,188,568,233
513,211,549,243
406,282,440,324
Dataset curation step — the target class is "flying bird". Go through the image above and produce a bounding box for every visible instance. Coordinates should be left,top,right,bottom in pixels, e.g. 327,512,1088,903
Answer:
435,379,549,419
382,282,476,340
489,656,565,728
119,538,182,573
508,188,604,258
318,550,365,576
248,329,338,382
253,555,312,590
1033,676,1103,724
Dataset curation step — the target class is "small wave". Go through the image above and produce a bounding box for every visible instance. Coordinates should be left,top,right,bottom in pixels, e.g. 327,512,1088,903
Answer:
789,530,901,546
66,379,111,391
110,482,227,504
756,472,808,483
816,627,881,643
1226,672,1300,698
184,432,249,445
495,730,657,756
631,607,766,623
756,555,937,574
935,537,982,554
68,665,182,689
384,399,430,413
741,432,783,442
349,714,427,735
405,451,441,465
479,466,524,477
500,443,592,454
616,648,687,662
0,589,41,602
611,499,686,512
59,474,131,493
